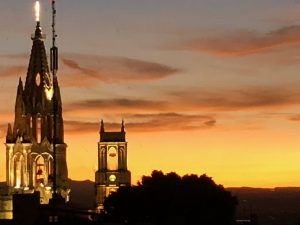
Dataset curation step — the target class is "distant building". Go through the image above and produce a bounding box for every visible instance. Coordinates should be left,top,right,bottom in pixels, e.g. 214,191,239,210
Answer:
0,2,69,220
95,120,131,209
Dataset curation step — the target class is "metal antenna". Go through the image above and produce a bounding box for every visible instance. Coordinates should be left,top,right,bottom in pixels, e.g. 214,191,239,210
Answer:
50,0,58,75
50,0,58,201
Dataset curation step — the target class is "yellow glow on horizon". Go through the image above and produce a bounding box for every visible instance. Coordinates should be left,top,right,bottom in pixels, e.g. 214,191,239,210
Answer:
1,121,300,188
35,1,40,22
58,127,300,188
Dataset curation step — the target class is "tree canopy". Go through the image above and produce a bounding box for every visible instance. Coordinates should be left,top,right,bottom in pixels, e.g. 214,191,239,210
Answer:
104,170,237,225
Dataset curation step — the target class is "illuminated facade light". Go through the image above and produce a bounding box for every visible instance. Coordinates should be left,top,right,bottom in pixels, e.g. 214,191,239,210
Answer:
95,120,131,209
35,1,40,22
44,86,54,101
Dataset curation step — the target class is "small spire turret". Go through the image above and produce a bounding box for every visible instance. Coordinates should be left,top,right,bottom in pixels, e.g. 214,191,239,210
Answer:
15,77,24,114
6,123,13,143
100,120,105,133
121,119,125,132
17,77,23,94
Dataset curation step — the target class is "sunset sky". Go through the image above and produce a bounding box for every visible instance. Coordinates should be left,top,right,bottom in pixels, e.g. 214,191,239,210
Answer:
1,0,300,187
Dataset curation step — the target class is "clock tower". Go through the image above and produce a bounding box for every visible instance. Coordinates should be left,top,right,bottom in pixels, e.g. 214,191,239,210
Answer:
95,120,131,209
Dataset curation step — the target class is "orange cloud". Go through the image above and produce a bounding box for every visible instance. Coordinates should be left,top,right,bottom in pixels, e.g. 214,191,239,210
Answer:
0,54,27,60
0,65,27,78
169,86,300,111
289,115,300,121
62,58,101,79
0,54,179,87
126,113,216,132
64,85,300,117
183,26,300,56
0,123,10,140
64,120,100,134
64,98,168,115
64,113,216,133
61,54,179,86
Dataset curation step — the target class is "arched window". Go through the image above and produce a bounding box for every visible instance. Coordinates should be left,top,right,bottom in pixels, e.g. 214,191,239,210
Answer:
100,147,106,170
48,157,53,177
36,156,45,184
47,157,53,185
119,147,125,169
13,154,24,188
107,147,118,171
36,117,41,143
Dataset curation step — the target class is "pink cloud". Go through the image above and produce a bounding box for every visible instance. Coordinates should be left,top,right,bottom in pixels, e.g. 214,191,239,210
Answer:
64,113,216,133
183,26,300,56
61,54,179,86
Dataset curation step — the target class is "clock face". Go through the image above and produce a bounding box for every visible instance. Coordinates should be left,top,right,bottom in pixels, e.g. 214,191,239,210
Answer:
109,174,116,182
35,73,41,86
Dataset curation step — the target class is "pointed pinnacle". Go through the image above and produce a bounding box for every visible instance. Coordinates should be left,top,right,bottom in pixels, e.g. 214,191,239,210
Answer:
121,119,125,132
100,120,105,133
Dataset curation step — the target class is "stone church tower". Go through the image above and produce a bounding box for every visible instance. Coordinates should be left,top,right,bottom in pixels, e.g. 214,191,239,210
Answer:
95,120,131,209
4,17,69,203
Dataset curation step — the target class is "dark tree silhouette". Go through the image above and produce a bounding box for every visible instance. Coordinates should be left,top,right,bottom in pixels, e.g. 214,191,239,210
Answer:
104,171,237,225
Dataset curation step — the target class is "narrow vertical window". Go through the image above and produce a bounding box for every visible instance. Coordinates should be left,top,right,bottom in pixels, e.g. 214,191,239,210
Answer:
15,158,21,188
107,147,118,171
37,117,41,143
36,156,45,185
48,157,53,183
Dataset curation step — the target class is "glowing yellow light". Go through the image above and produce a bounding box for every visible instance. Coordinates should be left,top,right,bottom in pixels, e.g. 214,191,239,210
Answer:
15,177,21,189
35,1,40,22
36,73,41,86
45,186,52,191
45,87,54,101
109,175,116,182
